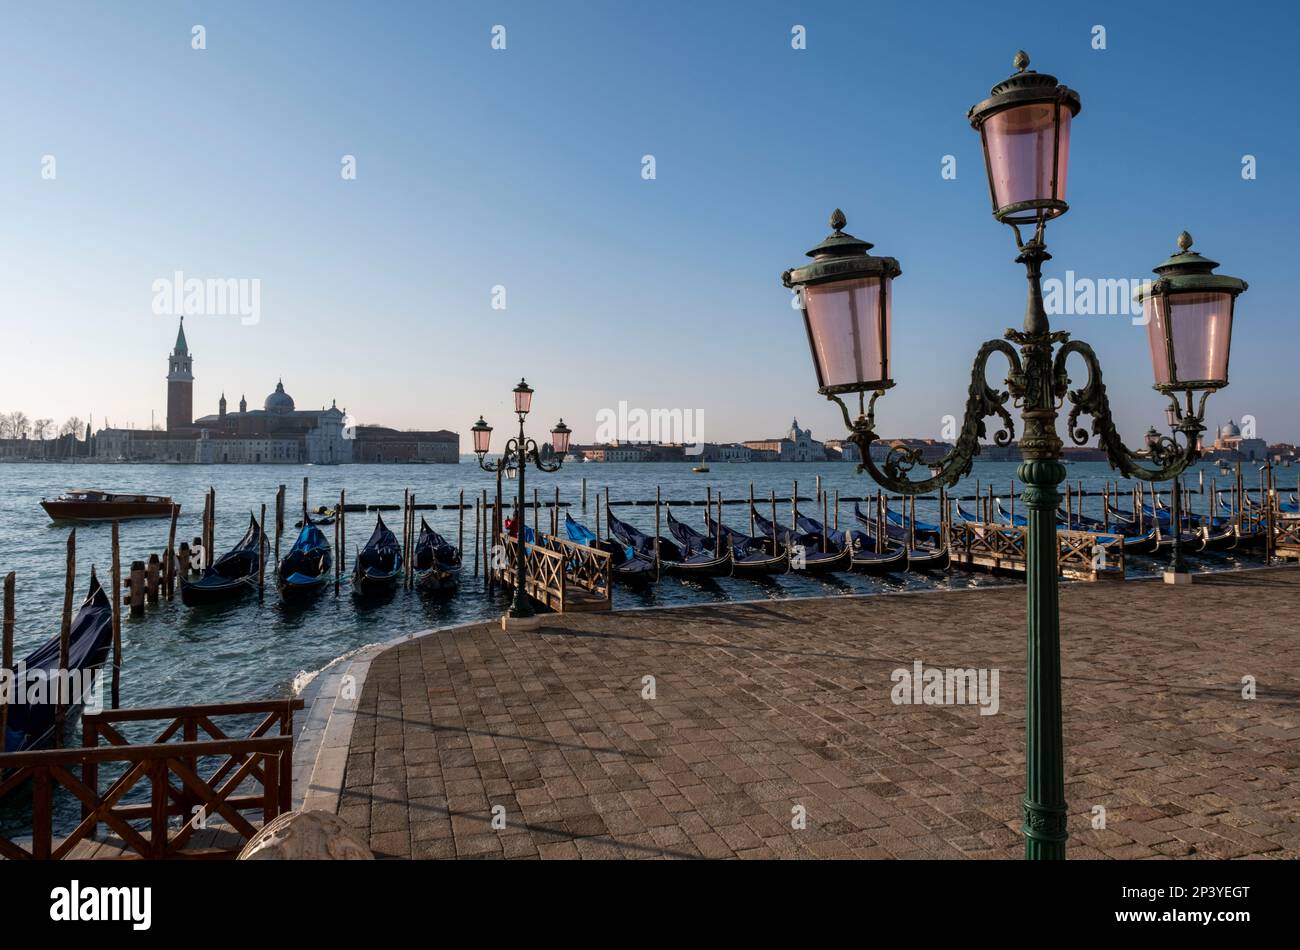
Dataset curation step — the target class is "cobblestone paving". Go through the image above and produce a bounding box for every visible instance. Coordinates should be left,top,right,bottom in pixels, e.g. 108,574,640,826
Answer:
338,568,1300,859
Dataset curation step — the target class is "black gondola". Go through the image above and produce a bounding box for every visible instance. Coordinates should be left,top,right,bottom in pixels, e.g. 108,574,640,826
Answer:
564,514,656,587
1055,505,1160,555
702,510,788,575
793,510,906,576
180,514,264,606
3,572,114,760
750,507,851,573
277,519,333,599
606,509,732,577
352,514,403,597
853,503,949,572
413,517,461,592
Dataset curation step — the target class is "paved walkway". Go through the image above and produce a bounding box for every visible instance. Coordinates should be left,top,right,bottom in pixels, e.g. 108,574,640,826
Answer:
336,568,1300,859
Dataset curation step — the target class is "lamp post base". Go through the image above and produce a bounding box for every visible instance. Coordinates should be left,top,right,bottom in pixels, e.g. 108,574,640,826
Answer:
500,613,543,631
1163,570,1194,586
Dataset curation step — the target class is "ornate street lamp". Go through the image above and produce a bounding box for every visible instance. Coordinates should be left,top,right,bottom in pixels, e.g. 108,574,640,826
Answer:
473,380,567,627
781,51,1247,860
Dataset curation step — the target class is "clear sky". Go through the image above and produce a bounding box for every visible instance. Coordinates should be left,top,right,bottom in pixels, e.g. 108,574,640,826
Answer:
1,0,1295,447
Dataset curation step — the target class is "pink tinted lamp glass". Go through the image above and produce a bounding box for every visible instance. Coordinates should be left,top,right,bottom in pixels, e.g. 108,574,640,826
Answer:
513,386,533,415
551,425,571,455
472,425,492,454
983,104,1070,213
1144,291,1234,387
802,277,891,390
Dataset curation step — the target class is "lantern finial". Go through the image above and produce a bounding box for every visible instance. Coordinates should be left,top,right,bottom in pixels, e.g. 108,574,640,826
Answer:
830,208,847,232
1177,231,1193,253
1013,50,1030,72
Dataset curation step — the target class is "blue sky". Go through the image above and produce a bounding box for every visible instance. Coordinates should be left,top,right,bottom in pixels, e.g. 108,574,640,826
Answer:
0,0,1295,447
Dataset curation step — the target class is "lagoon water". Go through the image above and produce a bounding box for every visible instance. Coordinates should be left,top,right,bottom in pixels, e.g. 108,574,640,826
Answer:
0,456,1265,836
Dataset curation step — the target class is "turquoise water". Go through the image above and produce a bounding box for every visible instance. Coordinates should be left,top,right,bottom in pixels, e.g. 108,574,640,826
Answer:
0,456,1265,835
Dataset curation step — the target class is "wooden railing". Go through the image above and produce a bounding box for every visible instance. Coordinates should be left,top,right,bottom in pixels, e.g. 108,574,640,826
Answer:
0,699,301,860
540,534,612,601
949,520,1124,579
497,533,611,612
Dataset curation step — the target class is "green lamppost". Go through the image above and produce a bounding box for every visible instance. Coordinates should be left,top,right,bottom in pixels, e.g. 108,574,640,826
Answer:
471,379,572,628
781,52,1247,859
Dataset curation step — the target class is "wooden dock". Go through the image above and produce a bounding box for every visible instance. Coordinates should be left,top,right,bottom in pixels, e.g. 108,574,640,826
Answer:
948,520,1126,581
494,532,612,613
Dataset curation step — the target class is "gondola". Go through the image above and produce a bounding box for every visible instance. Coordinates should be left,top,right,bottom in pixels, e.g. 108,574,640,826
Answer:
277,518,333,599
564,514,656,587
883,508,945,548
702,510,788,575
352,514,403,597
1216,492,1266,547
3,572,114,760
180,514,264,606
854,503,949,571
606,509,732,577
1139,501,1211,553
1052,503,1159,555
749,507,851,573
413,517,461,592
792,510,906,575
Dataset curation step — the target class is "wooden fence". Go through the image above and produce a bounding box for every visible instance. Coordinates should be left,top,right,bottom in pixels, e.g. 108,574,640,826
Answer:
0,699,302,860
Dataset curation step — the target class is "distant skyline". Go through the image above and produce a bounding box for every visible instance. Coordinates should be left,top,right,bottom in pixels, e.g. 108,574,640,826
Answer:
1,1,1296,448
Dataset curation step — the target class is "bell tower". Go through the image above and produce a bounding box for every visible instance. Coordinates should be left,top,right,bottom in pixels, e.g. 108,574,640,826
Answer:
166,317,194,430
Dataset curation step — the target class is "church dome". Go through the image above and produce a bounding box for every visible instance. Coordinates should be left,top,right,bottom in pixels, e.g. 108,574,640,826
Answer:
265,380,295,413
1219,419,1240,439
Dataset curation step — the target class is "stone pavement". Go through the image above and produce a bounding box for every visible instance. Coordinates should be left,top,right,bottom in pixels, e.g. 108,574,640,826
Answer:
336,568,1300,859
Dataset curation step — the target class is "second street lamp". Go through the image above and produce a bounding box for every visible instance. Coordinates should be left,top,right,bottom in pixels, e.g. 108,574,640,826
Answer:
781,51,1247,860
473,380,568,628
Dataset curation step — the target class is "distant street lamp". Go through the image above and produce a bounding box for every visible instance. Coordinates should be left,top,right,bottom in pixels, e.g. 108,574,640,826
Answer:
781,51,1247,859
472,380,569,626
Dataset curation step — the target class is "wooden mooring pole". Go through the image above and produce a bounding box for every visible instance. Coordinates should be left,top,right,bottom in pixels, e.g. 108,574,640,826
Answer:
473,496,481,578
259,502,267,602
164,503,179,598
275,484,285,572
55,530,75,747
145,553,160,605
1,571,14,744
110,523,121,708
459,489,465,559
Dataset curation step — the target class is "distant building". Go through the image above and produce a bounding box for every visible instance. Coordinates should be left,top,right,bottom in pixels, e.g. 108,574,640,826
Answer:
825,439,860,462
92,318,457,463
699,443,752,462
166,318,194,431
743,419,825,462
1203,420,1266,462
350,425,458,463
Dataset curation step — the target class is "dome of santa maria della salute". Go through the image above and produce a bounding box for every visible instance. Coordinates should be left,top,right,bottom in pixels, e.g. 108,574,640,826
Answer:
264,380,295,413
